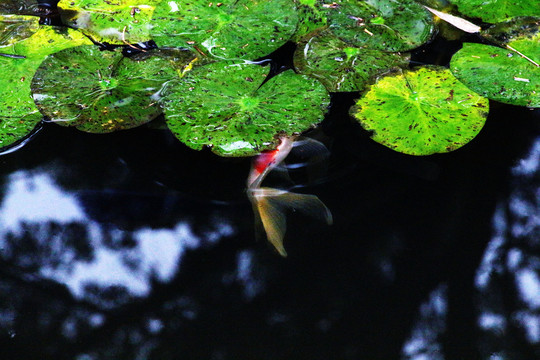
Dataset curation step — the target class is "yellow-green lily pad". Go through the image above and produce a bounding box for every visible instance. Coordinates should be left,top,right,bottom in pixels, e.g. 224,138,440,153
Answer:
351,66,489,155
0,17,91,149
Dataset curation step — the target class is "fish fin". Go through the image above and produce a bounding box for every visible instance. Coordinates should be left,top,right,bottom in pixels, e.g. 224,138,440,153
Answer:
251,189,288,256
249,188,333,256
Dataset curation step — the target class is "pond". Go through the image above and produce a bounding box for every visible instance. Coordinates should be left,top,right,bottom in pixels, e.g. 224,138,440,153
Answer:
0,1,539,359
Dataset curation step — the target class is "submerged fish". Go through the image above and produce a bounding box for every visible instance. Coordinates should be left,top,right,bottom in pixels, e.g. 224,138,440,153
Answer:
247,136,333,256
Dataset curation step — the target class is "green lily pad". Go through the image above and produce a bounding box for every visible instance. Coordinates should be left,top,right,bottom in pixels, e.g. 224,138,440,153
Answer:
150,0,299,60
449,0,540,23
323,0,435,52
31,45,182,133
292,0,328,41
0,19,91,149
58,0,162,44
351,66,489,155
294,30,409,92
450,41,540,107
162,62,330,157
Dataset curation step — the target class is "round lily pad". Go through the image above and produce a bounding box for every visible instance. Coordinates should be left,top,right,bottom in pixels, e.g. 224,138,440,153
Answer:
449,0,540,23
58,0,162,44
351,66,489,155
150,0,299,60
294,30,409,92
323,0,435,52
31,45,181,133
162,62,330,157
450,40,540,107
0,19,91,149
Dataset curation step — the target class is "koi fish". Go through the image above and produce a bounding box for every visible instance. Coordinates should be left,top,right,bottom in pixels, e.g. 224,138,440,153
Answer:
247,136,333,256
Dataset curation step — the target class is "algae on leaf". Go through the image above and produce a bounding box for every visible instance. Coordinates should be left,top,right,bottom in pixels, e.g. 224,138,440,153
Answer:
294,30,409,92
449,0,540,23
31,45,182,133
450,39,540,107
351,66,489,155
163,62,330,157
58,0,162,44
150,0,299,60
0,17,91,149
323,0,435,52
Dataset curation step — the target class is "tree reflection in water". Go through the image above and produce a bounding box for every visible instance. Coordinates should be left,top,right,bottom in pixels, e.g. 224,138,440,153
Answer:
0,108,538,359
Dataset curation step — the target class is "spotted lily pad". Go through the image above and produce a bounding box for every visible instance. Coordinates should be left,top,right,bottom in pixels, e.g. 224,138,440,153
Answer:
162,62,330,157
293,0,328,41
31,45,182,133
323,0,435,52
449,0,540,23
294,30,409,92
150,0,299,60
0,18,91,149
58,0,162,44
450,38,540,107
351,66,489,155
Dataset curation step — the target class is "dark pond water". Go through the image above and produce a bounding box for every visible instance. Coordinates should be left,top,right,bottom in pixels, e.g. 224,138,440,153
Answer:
1,2,540,360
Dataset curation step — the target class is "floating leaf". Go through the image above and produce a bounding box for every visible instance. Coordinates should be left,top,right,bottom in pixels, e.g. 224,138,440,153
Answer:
323,0,435,52
449,0,540,23
150,0,299,60
351,66,489,155
163,62,330,157
292,0,328,41
58,0,162,44
32,45,183,133
0,18,91,149
294,30,409,92
450,41,540,107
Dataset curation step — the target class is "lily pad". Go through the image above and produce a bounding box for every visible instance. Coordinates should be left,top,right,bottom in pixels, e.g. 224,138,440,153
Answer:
31,45,182,133
351,66,489,155
150,0,299,60
450,41,540,107
294,30,409,92
0,19,91,149
162,62,330,157
449,0,540,23
323,0,435,52
292,0,328,41
58,0,162,44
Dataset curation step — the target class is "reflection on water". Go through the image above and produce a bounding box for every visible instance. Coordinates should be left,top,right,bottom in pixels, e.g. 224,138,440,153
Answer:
0,168,235,307
0,115,539,358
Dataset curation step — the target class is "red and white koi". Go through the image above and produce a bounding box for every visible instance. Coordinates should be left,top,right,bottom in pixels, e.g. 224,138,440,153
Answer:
247,136,332,256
